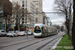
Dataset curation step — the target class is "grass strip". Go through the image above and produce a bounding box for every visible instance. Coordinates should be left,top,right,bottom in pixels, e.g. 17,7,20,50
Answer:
55,33,73,50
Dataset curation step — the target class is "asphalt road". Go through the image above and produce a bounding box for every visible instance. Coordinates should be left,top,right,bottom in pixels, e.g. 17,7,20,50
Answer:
0,32,65,50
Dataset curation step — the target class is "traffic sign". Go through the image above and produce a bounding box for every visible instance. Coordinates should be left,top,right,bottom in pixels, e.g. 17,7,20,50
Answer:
11,25,14,28
13,24,15,27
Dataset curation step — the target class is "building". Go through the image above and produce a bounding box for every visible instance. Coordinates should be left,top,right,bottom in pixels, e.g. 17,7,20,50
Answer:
47,17,51,26
42,12,48,25
0,6,3,29
32,0,43,23
12,0,36,28
0,0,12,30
0,7,3,29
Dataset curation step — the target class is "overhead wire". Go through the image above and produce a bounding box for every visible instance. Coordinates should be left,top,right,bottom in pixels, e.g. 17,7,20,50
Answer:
43,0,52,12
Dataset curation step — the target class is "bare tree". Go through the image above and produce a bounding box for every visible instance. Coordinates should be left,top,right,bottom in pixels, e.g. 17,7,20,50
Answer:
12,2,21,24
12,3,24,23
12,2,26,30
0,0,12,31
54,0,72,38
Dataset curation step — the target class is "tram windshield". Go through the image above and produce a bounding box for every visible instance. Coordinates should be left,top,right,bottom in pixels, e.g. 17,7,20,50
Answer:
34,26,41,33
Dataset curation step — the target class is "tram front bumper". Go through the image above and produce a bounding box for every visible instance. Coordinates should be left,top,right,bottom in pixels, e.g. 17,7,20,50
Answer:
34,33,42,36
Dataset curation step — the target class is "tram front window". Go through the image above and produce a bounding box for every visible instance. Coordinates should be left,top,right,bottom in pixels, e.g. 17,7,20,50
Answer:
34,26,41,33
34,30,41,33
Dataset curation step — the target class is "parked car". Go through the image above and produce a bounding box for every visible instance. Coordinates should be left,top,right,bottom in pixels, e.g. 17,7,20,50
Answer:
0,30,7,36
15,30,20,35
18,31,26,36
7,31,18,37
28,31,33,35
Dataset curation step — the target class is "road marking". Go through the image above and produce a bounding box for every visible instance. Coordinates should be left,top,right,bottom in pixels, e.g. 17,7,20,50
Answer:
50,37,62,50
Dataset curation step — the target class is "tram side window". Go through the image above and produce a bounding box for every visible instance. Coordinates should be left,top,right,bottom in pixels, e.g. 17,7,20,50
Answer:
41,27,45,33
45,27,48,32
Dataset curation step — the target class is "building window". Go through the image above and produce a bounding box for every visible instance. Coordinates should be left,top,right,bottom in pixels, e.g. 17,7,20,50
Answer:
17,1,18,4
22,1,24,7
25,18,27,20
36,8,38,13
25,20,27,23
25,21,27,23
22,18,24,20
22,21,24,24
26,1,27,3
26,4,27,8
17,15,18,18
25,18,27,23
43,17,45,24
22,4,24,7
26,1,27,8
22,1,24,4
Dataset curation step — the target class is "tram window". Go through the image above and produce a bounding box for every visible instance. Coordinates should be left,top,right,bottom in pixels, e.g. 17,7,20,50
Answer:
41,27,45,33
34,26,41,33
34,30,41,33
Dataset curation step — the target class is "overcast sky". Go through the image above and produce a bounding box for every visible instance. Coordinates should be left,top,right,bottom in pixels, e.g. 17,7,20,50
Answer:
43,0,65,26
10,0,65,26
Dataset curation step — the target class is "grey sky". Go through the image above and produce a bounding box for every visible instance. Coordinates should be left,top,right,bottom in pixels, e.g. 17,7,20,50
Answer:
43,0,55,12
10,0,65,26
43,0,65,26
10,0,12,2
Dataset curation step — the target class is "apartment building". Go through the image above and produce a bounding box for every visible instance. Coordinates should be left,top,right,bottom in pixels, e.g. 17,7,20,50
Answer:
42,12,48,25
32,0,43,23
12,0,36,27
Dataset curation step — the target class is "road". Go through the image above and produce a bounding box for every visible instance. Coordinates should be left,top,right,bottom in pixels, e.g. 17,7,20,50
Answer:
0,32,65,50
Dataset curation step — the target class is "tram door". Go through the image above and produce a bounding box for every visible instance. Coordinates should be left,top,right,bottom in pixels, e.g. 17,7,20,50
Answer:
41,27,48,37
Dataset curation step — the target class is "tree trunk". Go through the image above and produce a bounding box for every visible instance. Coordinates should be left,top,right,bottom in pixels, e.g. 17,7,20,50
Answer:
5,17,7,31
72,0,75,49
68,3,72,39
66,15,70,39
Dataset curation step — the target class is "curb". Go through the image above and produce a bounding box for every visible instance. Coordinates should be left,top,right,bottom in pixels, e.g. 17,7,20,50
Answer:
50,37,62,50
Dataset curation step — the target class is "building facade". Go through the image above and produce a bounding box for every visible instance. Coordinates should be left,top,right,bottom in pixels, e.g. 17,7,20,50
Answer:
42,12,48,25
32,0,43,23
12,0,36,28
0,7,3,29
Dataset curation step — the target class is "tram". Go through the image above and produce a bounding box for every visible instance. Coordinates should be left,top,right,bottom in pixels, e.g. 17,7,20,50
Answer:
33,24,58,37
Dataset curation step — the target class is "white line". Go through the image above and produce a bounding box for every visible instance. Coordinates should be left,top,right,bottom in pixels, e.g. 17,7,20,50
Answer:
50,37,62,50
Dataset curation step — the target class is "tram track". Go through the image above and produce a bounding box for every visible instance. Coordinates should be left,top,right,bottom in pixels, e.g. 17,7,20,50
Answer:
36,36,61,50
18,35,61,50
0,37,36,49
0,35,55,49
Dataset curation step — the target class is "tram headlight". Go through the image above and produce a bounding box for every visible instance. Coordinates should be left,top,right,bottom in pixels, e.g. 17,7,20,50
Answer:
39,33,41,35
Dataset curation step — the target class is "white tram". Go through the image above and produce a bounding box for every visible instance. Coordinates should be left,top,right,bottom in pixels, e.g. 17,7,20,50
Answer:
33,24,58,37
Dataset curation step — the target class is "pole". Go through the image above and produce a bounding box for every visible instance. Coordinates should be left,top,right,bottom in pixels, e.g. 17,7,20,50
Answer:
5,17,7,31
27,30,28,38
3,16,6,30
